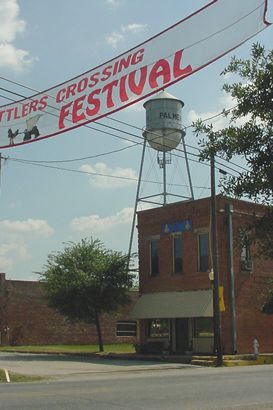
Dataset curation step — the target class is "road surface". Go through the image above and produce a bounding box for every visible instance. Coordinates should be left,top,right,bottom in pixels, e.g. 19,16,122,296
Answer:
0,352,273,409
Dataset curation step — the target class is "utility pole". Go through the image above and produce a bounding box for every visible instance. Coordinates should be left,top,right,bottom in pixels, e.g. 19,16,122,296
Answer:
0,152,2,191
210,153,223,366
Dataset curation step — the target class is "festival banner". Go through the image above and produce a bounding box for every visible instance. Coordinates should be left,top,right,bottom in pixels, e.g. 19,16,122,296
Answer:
0,0,270,148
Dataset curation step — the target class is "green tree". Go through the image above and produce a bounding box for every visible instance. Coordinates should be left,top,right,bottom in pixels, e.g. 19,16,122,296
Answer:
40,238,134,352
194,43,273,258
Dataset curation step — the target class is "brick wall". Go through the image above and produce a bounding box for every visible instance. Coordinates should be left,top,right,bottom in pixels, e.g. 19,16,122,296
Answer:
138,196,213,294
137,196,273,354
0,272,138,346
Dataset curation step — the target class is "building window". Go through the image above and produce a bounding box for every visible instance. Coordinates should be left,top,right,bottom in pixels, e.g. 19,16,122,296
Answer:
116,321,137,337
193,318,214,338
149,319,170,338
150,238,159,276
198,232,209,272
173,235,183,274
240,230,252,271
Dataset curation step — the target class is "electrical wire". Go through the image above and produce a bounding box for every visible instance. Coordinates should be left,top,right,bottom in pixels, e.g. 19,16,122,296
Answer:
5,143,139,164
0,88,245,177
5,155,211,191
0,76,250,178
0,61,248,175
0,89,241,192
0,0,262,176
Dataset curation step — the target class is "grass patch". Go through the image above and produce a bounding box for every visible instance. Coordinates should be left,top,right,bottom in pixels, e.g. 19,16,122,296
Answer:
0,344,135,355
0,368,45,383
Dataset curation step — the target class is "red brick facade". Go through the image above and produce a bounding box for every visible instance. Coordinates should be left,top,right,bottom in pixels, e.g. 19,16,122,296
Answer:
136,196,273,354
0,272,138,346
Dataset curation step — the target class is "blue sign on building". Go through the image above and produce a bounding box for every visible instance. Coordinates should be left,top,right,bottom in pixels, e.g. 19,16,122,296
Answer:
163,220,192,234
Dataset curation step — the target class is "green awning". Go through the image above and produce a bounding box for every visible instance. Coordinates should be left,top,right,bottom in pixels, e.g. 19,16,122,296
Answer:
130,290,213,319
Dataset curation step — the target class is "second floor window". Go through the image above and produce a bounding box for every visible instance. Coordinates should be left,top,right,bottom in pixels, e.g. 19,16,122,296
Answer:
150,238,159,276
198,232,209,272
173,235,183,274
240,229,252,271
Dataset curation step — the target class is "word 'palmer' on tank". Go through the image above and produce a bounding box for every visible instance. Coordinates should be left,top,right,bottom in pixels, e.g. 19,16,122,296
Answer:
143,90,185,152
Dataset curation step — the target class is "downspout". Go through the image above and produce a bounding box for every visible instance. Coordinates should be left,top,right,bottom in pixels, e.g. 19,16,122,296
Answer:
226,203,237,354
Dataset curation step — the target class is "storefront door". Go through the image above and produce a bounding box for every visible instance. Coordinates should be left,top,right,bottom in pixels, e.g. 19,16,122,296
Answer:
175,318,189,354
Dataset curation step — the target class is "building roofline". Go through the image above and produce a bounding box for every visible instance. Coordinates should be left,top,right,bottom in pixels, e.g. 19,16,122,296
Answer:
137,195,269,215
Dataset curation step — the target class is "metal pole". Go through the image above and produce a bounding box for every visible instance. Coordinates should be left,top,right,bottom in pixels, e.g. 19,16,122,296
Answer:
181,135,194,200
226,203,237,354
210,154,223,366
0,152,2,187
163,151,167,206
127,138,147,263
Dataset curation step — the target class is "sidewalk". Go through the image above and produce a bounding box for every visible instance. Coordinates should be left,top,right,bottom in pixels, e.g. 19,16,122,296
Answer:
0,351,195,378
1,349,273,376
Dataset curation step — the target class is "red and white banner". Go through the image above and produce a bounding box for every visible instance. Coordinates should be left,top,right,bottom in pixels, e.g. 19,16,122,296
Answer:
0,0,270,148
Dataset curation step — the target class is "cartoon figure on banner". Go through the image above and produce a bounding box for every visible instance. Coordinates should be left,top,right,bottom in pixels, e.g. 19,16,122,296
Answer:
8,128,19,145
7,114,42,145
23,114,42,141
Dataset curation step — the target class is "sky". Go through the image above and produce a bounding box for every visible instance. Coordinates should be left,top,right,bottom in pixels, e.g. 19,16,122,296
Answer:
0,0,272,280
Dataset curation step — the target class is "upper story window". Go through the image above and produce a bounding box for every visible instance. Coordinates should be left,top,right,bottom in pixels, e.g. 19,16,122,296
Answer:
150,238,159,276
173,235,183,274
240,229,252,271
198,232,209,272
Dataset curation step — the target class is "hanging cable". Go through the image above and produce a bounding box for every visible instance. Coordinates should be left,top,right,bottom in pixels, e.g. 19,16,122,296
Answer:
3,155,211,191
0,82,247,175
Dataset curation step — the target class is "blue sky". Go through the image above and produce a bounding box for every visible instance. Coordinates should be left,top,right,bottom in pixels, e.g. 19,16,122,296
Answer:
0,0,272,280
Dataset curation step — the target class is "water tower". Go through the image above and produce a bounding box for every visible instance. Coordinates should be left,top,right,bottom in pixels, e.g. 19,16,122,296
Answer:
144,90,184,153
128,90,194,256
143,90,193,205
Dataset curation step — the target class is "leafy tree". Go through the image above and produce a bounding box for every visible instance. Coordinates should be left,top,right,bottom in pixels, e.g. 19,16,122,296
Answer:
194,43,273,258
40,238,134,352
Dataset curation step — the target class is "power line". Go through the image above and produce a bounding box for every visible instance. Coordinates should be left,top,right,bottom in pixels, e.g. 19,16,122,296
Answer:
0,94,16,103
0,81,247,176
6,143,139,164
0,88,144,147
4,155,211,191
0,0,261,175
0,91,241,187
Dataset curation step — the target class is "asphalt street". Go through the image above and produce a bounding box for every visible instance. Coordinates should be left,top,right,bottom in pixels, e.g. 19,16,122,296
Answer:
1,353,273,409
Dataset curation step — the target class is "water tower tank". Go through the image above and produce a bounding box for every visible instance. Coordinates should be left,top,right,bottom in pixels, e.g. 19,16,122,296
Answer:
143,90,185,152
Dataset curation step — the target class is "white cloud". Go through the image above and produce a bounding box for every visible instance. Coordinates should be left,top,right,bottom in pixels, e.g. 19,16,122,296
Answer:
187,92,252,131
121,23,147,34
105,22,147,49
0,0,25,42
80,162,137,188
187,108,229,131
0,43,35,72
0,218,54,237
187,93,235,131
106,0,121,6
70,207,133,233
105,32,124,49
0,0,36,71
0,242,30,271
0,217,54,275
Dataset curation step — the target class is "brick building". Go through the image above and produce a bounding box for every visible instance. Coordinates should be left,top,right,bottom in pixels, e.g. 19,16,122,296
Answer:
131,196,273,355
0,272,138,346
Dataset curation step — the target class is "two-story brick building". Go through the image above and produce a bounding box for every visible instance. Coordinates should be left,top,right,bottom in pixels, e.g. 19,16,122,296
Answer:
131,196,273,355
